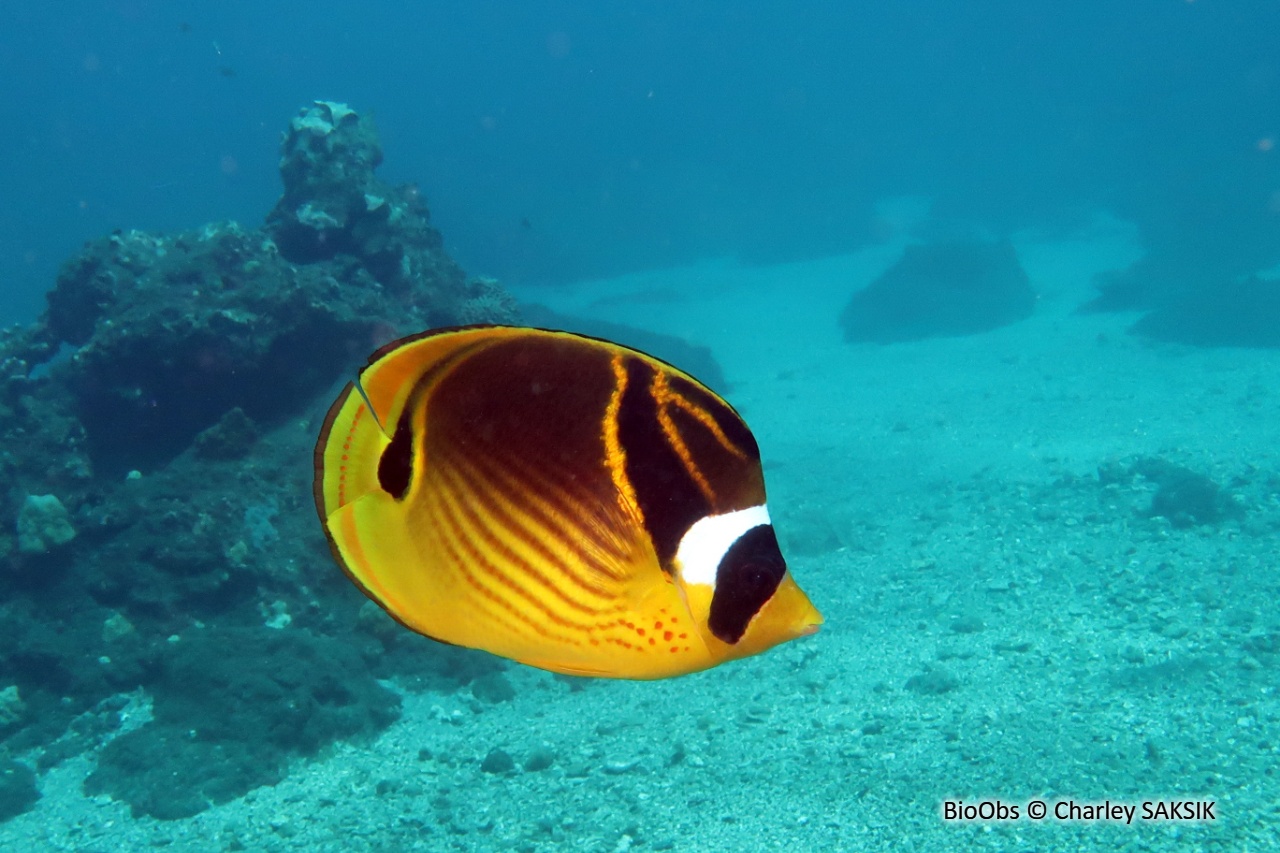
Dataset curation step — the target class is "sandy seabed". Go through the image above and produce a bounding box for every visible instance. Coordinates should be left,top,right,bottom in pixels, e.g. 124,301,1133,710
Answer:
5,220,1279,852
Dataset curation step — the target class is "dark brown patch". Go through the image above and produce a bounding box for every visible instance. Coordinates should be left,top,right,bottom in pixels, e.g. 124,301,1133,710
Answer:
669,375,757,460
617,357,711,567
664,403,764,511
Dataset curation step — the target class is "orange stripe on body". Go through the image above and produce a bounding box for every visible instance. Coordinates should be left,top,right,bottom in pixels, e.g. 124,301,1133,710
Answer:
649,370,717,504
494,449,635,578
603,354,642,524
464,448,633,586
431,474,593,642
434,459,611,620
659,375,751,462
433,513,563,645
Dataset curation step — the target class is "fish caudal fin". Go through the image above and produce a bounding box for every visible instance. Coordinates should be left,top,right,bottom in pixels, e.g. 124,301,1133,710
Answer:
313,381,388,519
313,381,454,638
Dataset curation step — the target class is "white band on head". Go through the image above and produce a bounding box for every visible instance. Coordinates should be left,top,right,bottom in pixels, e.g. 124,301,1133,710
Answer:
675,505,772,587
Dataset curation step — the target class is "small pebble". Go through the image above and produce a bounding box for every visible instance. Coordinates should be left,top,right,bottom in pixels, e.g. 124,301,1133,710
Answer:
602,759,640,775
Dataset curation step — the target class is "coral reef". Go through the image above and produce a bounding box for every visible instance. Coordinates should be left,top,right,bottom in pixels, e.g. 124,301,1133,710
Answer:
41,222,425,476
84,627,401,819
0,101,518,818
266,101,472,306
5,101,516,481
840,240,1035,343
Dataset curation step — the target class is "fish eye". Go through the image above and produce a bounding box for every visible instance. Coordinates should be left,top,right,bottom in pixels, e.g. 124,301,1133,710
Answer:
707,525,786,644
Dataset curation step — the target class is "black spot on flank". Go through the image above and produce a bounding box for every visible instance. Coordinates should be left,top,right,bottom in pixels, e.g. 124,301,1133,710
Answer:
618,359,711,567
708,525,786,644
378,415,413,500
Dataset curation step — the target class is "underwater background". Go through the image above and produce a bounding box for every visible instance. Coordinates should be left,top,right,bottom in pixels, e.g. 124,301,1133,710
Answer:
1,1,1279,851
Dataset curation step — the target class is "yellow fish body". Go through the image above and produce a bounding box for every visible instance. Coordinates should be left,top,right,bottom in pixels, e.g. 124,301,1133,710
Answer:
313,326,821,679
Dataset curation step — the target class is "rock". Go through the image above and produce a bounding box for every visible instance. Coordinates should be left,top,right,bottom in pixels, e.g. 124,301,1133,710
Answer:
101,612,135,643
1130,275,1280,348
268,101,389,267
0,101,515,820
949,613,985,634
192,408,259,461
0,761,39,822
0,685,24,728
84,626,401,819
16,493,76,554
480,748,515,774
1131,457,1240,528
840,240,1035,343
904,667,960,695
601,759,641,775
523,747,556,772
10,100,513,479
470,672,516,704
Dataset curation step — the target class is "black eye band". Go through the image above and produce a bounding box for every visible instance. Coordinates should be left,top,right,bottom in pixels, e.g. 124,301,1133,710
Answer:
707,525,786,644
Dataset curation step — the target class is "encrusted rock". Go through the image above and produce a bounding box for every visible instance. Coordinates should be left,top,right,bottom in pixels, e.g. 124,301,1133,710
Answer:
16,493,76,554
0,686,24,728
192,407,259,461
13,101,513,478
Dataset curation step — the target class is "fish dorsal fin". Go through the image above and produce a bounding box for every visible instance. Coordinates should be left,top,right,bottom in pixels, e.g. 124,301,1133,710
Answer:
357,326,512,432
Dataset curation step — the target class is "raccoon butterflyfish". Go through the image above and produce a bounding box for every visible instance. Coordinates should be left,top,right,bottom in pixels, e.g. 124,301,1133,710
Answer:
312,325,822,679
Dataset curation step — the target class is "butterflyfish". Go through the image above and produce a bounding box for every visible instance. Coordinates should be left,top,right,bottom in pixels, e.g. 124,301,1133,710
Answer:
313,325,822,679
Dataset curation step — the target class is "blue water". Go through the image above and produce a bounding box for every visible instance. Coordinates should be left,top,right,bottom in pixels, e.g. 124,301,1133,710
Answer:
4,1,1277,322
2,3,1280,851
